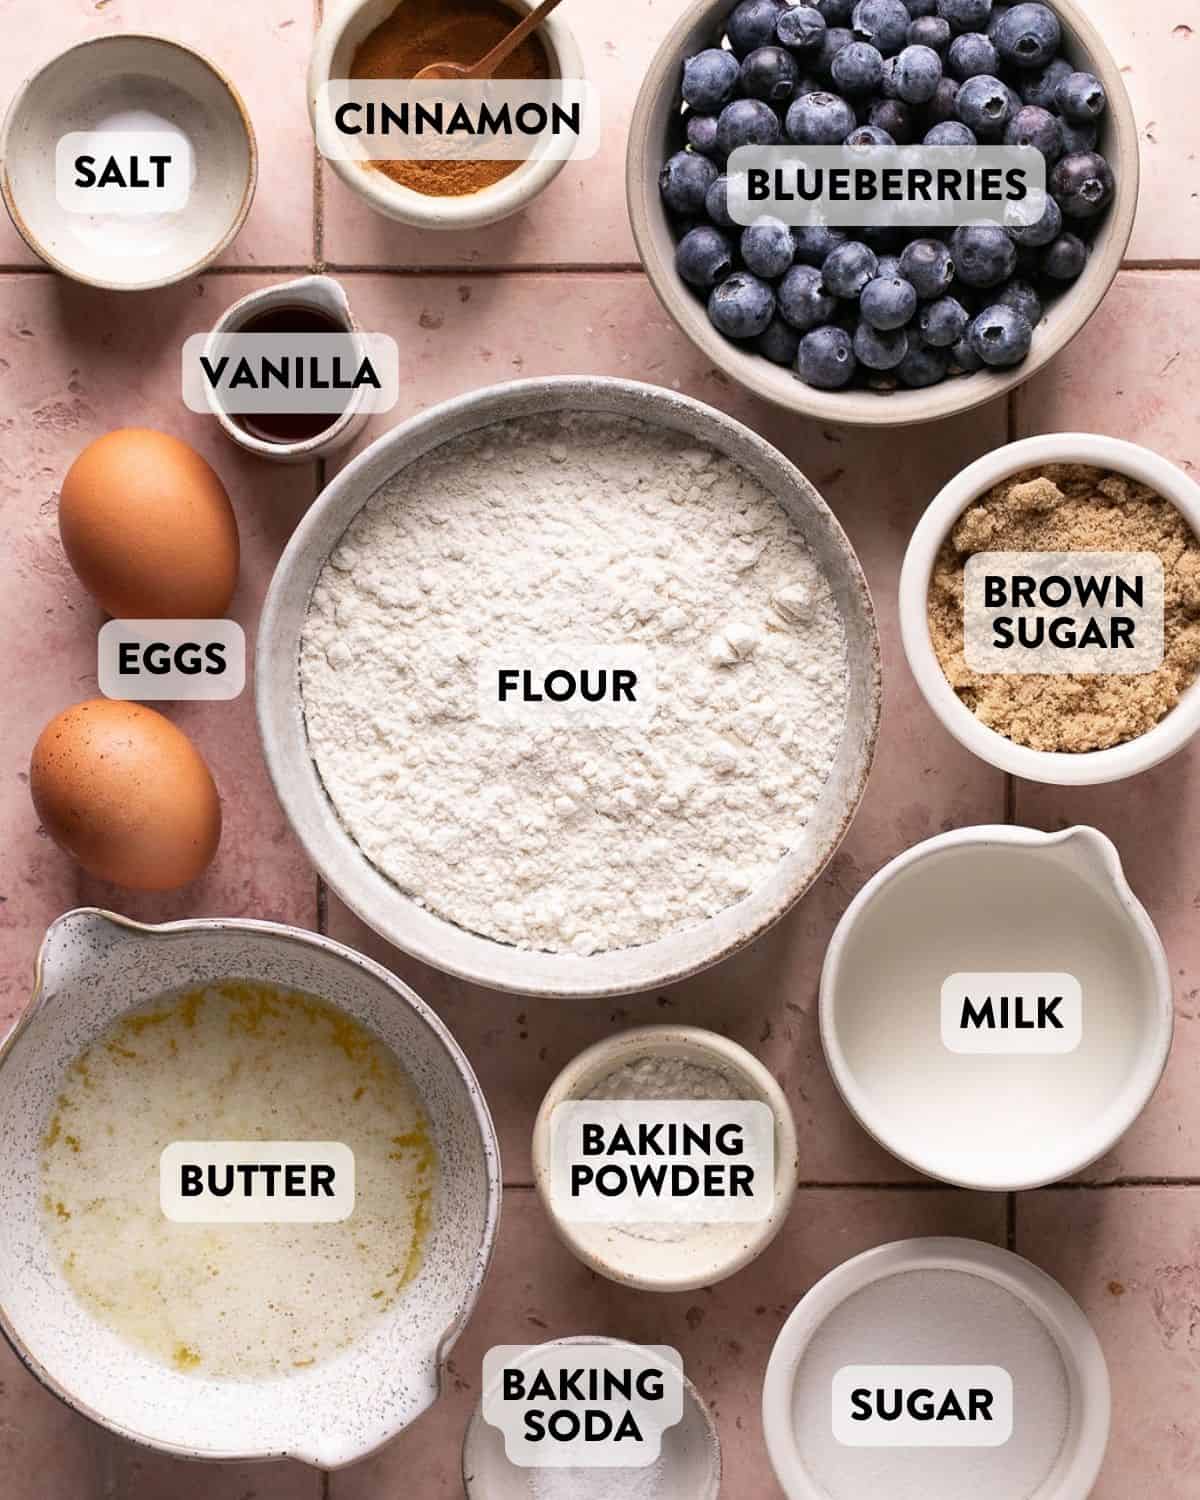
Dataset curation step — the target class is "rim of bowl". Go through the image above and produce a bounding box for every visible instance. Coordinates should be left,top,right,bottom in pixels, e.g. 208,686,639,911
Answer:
761,1237,1112,1500
463,1335,722,1500
625,0,1140,429
0,34,258,293
255,374,882,999
817,824,1175,1192
307,0,584,230
898,432,1200,785
0,907,503,1468
203,274,370,459
530,1025,800,1292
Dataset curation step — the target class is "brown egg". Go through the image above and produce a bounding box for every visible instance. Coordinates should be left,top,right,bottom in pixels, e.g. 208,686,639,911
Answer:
60,429,239,619
31,700,222,891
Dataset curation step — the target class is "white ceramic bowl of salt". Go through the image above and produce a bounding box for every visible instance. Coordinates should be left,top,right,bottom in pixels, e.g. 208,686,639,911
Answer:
462,1336,721,1500
762,1238,1111,1500
820,823,1172,1192
1,35,256,291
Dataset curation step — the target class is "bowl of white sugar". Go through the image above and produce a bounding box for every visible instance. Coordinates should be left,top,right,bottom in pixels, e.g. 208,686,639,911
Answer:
762,1238,1111,1500
0,908,500,1467
258,376,881,997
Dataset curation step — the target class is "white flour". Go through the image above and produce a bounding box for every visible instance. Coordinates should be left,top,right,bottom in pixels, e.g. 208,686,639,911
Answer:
301,412,849,954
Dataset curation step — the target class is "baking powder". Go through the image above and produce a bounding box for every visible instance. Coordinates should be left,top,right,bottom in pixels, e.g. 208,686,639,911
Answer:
301,412,848,954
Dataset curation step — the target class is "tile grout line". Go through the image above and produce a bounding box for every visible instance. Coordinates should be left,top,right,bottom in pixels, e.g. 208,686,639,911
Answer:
499,1177,1200,1191
1004,387,1018,1249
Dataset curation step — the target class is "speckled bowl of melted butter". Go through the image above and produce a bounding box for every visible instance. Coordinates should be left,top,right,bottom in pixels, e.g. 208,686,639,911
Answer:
0,909,500,1467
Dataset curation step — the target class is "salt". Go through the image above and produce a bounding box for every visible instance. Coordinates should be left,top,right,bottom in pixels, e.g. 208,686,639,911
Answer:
791,1269,1070,1500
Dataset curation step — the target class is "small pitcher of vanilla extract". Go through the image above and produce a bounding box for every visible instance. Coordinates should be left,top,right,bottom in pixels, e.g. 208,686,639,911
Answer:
204,275,372,464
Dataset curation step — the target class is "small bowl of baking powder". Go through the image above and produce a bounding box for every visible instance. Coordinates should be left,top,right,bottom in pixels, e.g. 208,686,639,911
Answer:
531,1025,798,1293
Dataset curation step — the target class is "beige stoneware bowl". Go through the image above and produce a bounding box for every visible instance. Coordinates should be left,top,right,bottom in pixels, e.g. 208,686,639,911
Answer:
308,0,584,230
256,376,881,998
0,909,500,1468
1,35,257,291
626,0,1139,427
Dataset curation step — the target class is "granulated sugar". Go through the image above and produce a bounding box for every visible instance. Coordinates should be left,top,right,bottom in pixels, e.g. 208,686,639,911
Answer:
300,411,848,955
791,1269,1070,1500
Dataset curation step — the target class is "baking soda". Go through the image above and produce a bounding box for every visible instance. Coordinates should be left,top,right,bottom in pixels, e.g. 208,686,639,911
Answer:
530,1458,668,1499
791,1269,1070,1499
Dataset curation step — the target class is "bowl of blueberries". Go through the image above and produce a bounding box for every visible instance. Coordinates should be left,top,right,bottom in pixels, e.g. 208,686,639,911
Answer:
626,0,1138,425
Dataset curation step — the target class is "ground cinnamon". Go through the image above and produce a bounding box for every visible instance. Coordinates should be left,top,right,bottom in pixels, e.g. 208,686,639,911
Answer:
350,0,550,198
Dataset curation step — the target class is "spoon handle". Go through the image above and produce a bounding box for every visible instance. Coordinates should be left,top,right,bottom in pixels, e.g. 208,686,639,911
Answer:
467,0,567,79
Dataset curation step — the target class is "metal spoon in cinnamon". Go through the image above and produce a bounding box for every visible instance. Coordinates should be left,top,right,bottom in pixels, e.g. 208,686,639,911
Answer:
413,0,566,81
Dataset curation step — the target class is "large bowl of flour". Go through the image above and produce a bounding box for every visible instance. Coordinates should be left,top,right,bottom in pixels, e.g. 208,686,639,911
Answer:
258,378,880,996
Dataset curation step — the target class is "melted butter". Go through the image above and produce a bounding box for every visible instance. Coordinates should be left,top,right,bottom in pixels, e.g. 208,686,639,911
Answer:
41,982,438,1380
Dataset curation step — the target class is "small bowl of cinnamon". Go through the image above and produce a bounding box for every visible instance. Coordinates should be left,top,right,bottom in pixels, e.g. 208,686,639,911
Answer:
309,0,584,230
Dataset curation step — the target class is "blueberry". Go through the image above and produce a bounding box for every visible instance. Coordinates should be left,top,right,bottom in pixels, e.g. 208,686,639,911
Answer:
876,253,904,277
851,0,911,54
925,119,976,144
778,262,839,327
686,113,720,155
786,89,857,142
816,26,856,74
1019,57,1072,110
1056,71,1107,123
717,97,784,155
705,174,736,227
823,239,879,296
777,4,828,49
1005,191,1061,245
1040,231,1087,281
741,216,796,277
950,223,1018,286
936,0,991,30
993,2,1060,68
756,315,802,364
708,272,777,337
676,225,735,288
854,320,910,368
1005,104,1062,159
727,0,788,56
899,237,955,297
660,151,719,215
927,76,961,122
1059,119,1099,156
868,97,915,140
956,74,1013,134
994,277,1042,325
682,49,741,112
860,273,918,328
898,339,951,385
918,293,969,345
797,325,858,386
833,39,885,91
950,334,985,372
792,224,850,264
892,43,942,101
741,44,802,101
815,0,855,22
908,14,951,47
946,31,998,78
847,123,896,146
1051,150,1115,218
968,303,1033,365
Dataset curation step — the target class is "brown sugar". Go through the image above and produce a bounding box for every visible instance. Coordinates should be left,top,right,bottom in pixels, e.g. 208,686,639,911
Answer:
928,464,1200,753
349,0,551,198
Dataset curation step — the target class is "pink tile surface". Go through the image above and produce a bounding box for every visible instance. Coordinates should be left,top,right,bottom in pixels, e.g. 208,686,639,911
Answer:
0,0,315,270
330,1187,1006,1500
1014,269,1200,1180
1019,1188,1200,1499
0,272,319,1036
